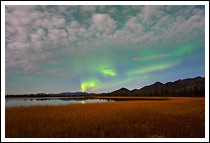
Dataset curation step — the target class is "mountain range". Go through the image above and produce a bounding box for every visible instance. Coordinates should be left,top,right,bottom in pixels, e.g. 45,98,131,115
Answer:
109,76,205,97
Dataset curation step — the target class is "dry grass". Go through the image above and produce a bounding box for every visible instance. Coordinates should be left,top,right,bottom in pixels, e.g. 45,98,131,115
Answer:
5,97,205,138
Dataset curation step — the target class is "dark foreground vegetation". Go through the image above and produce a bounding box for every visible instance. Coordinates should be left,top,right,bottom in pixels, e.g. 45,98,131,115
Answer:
6,97,205,138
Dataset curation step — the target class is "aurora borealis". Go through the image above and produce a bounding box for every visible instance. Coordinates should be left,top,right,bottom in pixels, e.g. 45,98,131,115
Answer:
5,5,205,94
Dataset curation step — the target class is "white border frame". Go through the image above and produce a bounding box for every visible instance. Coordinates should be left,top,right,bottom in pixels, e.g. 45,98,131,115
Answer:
1,1,209,142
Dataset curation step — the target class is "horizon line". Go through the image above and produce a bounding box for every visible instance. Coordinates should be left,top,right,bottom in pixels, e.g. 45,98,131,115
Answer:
5,76,205,96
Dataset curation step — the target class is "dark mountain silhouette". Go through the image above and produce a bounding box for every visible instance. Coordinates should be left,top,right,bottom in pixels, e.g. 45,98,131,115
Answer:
140,82,164,91
131,89,138,92
164,76,204,89
115,87,130,92
108,76,205,97
111,87,130,95
139,76,205,91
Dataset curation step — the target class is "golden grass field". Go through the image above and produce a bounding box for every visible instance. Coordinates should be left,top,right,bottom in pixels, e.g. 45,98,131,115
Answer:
5,97,205,138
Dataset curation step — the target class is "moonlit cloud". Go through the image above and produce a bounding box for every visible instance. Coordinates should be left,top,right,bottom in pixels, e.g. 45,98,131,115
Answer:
140,5,163,23
80,5,96,12
36,68,66,75
46,61,60,65
92,13,116,32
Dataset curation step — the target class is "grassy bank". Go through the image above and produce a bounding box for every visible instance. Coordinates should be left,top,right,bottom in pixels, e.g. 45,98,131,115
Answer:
5,97,205,138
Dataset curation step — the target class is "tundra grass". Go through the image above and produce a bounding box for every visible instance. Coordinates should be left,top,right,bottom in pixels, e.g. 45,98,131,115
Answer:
5,97,205,138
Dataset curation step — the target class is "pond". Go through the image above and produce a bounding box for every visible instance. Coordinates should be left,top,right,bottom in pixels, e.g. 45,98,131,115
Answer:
5,97,168,107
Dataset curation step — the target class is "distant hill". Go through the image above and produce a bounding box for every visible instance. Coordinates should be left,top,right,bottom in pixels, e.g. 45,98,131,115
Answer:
107,76,205,97
6,92,89,97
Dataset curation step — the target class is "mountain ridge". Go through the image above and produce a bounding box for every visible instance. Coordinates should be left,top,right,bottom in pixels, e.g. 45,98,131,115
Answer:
108,76,205,97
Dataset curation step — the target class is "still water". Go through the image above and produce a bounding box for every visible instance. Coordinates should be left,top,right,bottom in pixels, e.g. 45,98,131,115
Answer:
5,97,111,107
5,97,168,107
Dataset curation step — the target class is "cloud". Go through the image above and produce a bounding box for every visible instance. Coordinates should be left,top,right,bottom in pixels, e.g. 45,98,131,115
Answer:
110,5,204,45
7,42,31,50
21,62,42,72
68,36,78,42
56,72,86,78
6,5,37,11
46,61,60,65
53,17,66,28
36,28,45,36
125,16,143,32
92,13,116,32
47,28,68,42
113,29,130,39
150,6,205,43
5,47,52,72
36,68,65,75
6,71,29,77
80,5,96,12
69,21,80,28
134,54,172,61
108,7,118,14
140,5,163,23
5,5,205,75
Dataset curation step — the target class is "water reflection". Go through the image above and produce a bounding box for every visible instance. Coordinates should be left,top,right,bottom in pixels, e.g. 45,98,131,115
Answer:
5,97,110,107
5,97,168,107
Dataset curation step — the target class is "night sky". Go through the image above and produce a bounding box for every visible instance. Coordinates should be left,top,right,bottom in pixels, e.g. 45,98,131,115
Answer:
5,5,205,94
